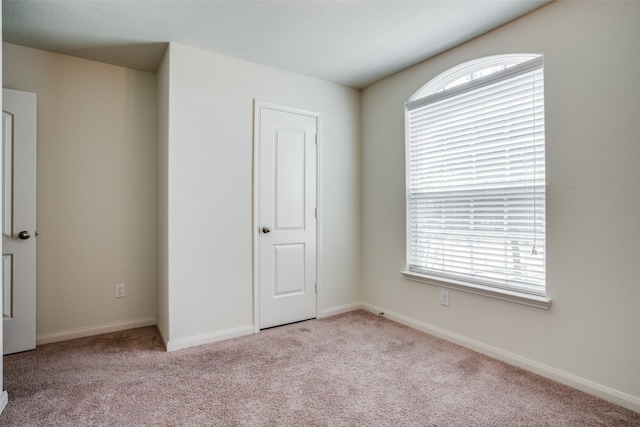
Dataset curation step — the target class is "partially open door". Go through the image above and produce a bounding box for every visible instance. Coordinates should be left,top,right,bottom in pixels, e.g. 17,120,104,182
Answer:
3,88,37,355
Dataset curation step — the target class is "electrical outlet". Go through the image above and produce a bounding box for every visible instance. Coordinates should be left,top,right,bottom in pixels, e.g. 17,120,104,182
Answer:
115,283,125,298
440,289,450,306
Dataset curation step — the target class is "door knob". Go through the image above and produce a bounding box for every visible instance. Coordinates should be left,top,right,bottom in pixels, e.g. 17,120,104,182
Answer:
18,231,31,240
262,226,271,234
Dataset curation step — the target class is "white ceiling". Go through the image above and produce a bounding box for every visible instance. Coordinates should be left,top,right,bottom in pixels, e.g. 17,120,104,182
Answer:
2,0,552,89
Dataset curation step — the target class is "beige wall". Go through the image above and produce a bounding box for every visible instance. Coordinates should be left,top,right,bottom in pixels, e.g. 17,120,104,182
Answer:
160,43,361,346
361,1,640,410
3,43,158,341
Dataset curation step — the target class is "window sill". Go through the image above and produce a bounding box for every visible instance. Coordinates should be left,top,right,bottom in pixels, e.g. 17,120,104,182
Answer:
400,270,552,310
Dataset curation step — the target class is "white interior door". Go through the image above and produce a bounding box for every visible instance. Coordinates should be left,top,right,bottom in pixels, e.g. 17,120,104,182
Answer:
2,88,37,355
255,101,318,329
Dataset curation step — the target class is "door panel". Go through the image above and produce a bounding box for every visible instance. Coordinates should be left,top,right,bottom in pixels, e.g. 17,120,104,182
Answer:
3,255,12,319
274,243,305,296
275,128,305,230
256,102,317,329
2,88,37,355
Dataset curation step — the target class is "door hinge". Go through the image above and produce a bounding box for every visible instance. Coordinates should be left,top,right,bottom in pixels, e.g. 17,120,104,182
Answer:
315,135,318,145
315,208,317,218
315,283,318,293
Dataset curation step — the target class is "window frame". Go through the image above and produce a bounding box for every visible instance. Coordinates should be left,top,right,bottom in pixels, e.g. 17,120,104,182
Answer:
402,55,551,310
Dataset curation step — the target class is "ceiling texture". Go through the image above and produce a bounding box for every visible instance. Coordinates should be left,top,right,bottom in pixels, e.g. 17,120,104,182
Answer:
3,0,552,89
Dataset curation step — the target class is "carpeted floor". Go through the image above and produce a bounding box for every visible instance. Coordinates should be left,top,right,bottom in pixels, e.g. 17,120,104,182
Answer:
1,310,638,426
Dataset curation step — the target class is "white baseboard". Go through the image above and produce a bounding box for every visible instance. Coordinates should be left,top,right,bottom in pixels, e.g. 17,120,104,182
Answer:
320,302,362,318
361,302,640,414
36,317,157,346
166,325,254,352
165,301,362,352
0,391,8,415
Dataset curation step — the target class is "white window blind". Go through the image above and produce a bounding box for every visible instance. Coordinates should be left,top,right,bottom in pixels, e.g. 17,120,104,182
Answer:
406,56,545,296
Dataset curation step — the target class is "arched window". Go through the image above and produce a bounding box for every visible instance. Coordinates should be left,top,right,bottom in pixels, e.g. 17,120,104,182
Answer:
404,55,547,305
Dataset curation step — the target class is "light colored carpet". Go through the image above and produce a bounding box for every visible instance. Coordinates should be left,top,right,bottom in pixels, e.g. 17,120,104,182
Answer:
1,310,638,426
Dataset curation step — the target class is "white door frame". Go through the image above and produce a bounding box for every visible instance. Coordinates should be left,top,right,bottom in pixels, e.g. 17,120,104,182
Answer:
253,99,321,333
